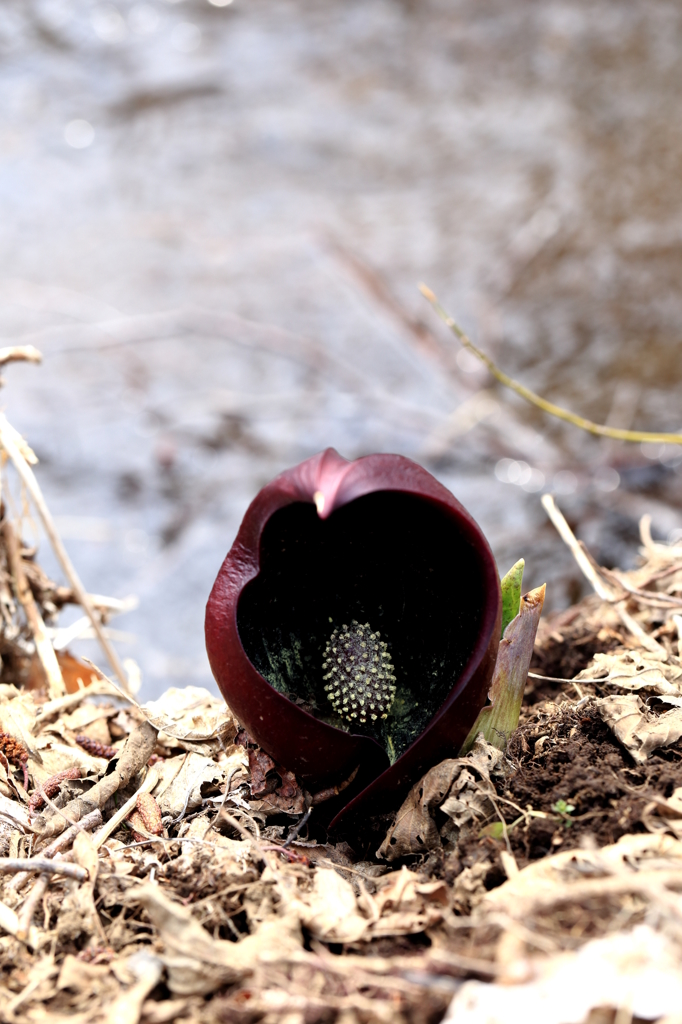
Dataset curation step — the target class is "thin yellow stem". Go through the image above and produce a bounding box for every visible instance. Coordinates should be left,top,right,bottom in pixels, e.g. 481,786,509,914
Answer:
420,284,682,446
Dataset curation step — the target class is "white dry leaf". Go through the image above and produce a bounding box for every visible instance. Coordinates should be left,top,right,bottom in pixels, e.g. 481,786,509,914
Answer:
482,832,682,916
136,883,302,996
0,897,40,949
440,768,494,834
152,752,224,818
56,830,101,943
444,925,682,1024
104,951,164,1024
0,685,22,705
0,760,12,799
56,954,111,993
61,703,119,732
216,742,249,781
657,695,682,708
369,866,447,938
578,650,682,696
0,693,100,782
293,868,368,943
142,686,236,745
642,786,682,840
30,741,108,786
595,694,682,762
0,792,29,830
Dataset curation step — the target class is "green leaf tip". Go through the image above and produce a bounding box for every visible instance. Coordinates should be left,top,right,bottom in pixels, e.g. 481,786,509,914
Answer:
500,558,525,637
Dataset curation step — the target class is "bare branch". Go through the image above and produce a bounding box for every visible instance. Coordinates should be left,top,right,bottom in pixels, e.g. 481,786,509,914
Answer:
421,284,682,446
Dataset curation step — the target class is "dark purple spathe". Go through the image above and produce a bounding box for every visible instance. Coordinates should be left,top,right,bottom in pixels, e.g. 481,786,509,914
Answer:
205,448,501,829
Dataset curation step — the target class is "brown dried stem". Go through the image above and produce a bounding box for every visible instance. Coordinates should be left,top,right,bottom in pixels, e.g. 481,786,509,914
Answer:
2,519,65,698
0,413,130,689
0,858,87,880
16,872,50,941
542,493,667,656
93,764,160,849
421,284,682,446
12,809,102,887
0,346,42,367
34,720,158,841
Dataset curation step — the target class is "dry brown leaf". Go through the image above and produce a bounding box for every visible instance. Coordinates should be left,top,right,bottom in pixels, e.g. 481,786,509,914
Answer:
34,720,158,840
377,736,503,860
55,651,103,694
61,702,118,734
579,649,682,695
0,691,41,757
444,925,682,1024
642,786,682,839
482,832,682,917
30,741,107,785
293,867,368,943
0,791,30,830
595,694,682,762
369,867,448,937
1,687,108,790
104,951,164,1024
57,954,111,992
248,787,307,817
152,752,224,819
136,883,302,996
56,830,102,943
142,686,236,745
452,860,493,913
216,742,249,783
0,819,14,855
5,954,58,1015
0,759,12,800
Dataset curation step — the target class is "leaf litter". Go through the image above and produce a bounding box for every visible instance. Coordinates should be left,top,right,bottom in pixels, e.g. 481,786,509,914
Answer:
2,376,682,1020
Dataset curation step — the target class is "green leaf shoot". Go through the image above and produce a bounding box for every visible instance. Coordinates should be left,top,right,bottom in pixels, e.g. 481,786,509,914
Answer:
500,558,524,638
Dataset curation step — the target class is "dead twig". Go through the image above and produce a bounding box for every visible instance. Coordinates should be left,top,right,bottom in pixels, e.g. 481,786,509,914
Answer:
2,519,65,698
93,765,160,848
0,413,130,690
421,284,682,445
542,493,667,656
13,809,102,887
0,345,42,367
0,897,40,949
0,857,87,880
16,872,50,940
283,807,312,847
34,720,158,840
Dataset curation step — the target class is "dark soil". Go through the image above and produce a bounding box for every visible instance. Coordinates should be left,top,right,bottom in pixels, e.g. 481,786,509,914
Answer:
500,703,682,864
529,597,624,700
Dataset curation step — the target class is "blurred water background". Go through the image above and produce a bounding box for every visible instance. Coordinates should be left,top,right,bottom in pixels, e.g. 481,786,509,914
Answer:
1,0,682,698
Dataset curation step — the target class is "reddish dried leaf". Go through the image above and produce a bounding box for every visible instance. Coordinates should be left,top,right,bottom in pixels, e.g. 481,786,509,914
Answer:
248,747,278,797
276,767,302,801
